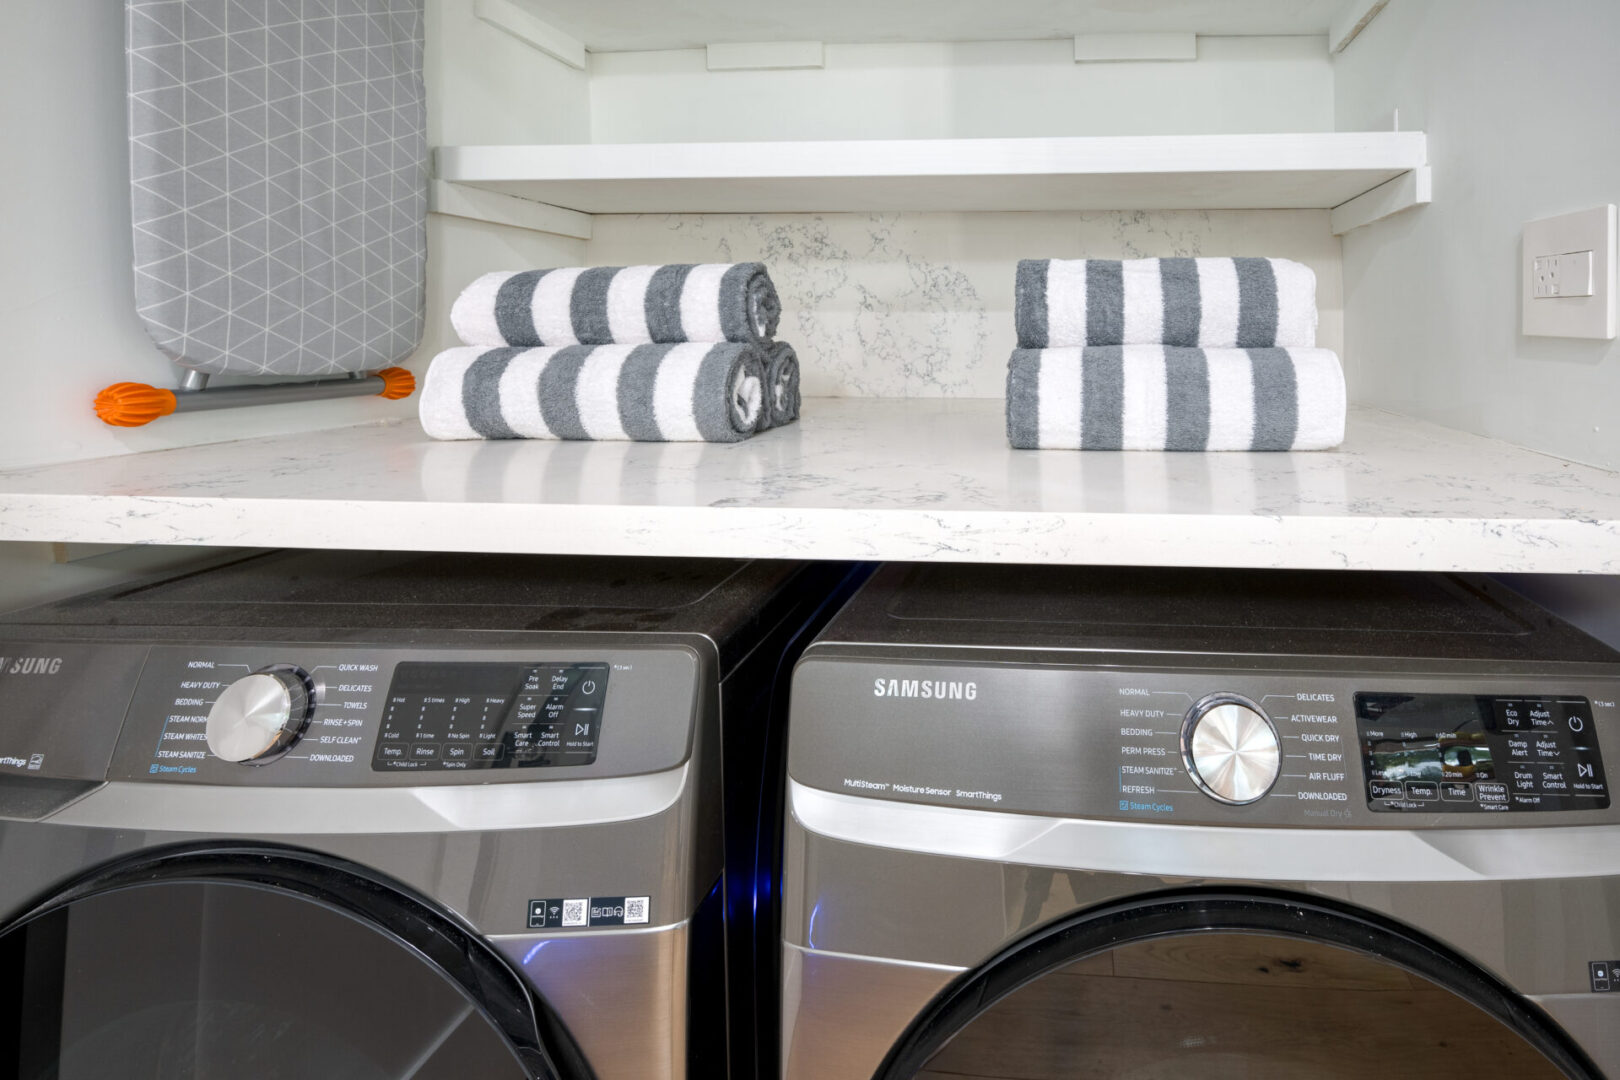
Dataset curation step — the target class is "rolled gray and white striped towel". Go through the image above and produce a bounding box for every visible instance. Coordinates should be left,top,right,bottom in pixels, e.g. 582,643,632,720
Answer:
761,342,801,430
452,263,782,348
1016,257,1317,350
421,343,767,443
1006,345,1344,451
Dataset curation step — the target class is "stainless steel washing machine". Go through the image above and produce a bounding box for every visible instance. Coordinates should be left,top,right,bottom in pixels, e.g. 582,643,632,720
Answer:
0,550,854,1080
782,564,1620,1079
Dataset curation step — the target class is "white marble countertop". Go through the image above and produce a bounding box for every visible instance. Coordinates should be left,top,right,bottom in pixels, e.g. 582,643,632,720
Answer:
0,399,1616,572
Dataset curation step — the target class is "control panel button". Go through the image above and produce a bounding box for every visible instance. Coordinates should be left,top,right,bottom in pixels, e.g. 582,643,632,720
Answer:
374,661,608,772
205,667,314,765
1359,692,1610,815
1369,779,1404,800
1181,695,1281,806
1404,781,1439,801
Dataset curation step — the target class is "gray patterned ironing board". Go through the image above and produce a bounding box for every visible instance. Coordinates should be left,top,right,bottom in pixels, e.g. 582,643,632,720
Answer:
126,0,427,377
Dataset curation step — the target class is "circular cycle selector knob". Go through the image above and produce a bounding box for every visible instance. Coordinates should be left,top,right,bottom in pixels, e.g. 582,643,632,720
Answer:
1180,694,1281,805
205,666,315,765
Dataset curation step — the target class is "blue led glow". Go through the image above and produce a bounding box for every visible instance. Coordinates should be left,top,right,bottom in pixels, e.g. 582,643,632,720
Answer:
807,902,822,949
521,940,551,966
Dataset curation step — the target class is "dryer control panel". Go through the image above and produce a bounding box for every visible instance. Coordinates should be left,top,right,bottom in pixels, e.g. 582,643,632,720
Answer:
788,657,1620,828
1356,693,1608,813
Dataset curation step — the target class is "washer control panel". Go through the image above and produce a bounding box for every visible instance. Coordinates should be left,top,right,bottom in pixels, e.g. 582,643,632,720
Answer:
1357,693,1609,813
35,643,706,786
372,661,609,771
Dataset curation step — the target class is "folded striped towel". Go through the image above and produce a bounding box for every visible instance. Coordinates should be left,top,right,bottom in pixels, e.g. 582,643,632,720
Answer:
1006,345,1345,451
761,342,801,430
452,264,782,348
1016,257,1317,350
420,343,768,443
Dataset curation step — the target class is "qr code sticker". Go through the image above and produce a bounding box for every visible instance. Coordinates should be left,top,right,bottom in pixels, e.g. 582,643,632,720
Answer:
624,896,650,925
562,899,588,927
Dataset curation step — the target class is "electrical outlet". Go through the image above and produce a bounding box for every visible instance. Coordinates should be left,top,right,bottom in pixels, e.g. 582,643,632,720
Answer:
1534,255,1559,297
1534,251,1595,298
1522,206,1616,338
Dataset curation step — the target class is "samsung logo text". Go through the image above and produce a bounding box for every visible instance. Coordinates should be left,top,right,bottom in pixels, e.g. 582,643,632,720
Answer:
873,678,977,701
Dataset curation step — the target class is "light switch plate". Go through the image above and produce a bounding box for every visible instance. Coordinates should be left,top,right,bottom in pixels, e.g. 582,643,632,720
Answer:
1522,205,1616,339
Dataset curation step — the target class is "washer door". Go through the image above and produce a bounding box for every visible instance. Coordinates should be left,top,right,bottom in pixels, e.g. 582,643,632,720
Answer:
0,846,592,1080
876,890,1602,1080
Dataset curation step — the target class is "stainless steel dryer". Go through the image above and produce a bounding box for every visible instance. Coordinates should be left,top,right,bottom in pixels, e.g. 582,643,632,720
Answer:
782,564,1620,1080
0,550,854,1080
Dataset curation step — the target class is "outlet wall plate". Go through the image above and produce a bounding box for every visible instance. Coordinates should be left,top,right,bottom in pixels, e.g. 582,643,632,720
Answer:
1522,205,1617,339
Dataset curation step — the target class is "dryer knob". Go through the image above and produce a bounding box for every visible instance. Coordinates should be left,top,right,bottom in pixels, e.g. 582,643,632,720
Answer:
206,668,314,765
1181,695,1280,805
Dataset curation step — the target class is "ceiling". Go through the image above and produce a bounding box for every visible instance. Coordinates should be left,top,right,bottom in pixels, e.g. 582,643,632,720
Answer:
528,0,1348,53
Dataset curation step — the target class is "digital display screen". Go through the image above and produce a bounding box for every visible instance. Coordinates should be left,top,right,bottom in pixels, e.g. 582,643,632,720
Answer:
371,662,608,771
1357,693,1608,812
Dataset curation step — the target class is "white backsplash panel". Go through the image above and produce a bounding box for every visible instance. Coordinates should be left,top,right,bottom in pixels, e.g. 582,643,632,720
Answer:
585,210,1344,398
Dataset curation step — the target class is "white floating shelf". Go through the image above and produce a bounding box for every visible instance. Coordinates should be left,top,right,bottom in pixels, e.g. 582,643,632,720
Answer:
435,132,1428,219
1,399,1616,573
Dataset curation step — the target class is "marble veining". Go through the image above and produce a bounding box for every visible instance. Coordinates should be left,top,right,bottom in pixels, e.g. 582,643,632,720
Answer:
0,401,1616,573
583,209,1345,398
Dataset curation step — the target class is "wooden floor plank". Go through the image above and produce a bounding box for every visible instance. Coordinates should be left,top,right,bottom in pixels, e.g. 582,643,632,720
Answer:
923,935,1563,1080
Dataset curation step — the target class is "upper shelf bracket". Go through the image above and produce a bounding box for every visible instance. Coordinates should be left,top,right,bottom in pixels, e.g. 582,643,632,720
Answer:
1330,166,1433,236
427,179,594,241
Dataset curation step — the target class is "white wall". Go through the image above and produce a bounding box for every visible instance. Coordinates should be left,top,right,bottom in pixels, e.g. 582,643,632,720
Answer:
1336,0,1620,470
428,0,590,146
590,36,1334,143
587,209,1342,397
0,0,587,474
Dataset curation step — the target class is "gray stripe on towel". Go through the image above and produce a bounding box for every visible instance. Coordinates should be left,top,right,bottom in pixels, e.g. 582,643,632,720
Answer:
1159,258,1202,348
692,343,761,442
1006,349,1042,449
1085,260,1124,346
538,345,594,440
717,263,756,343
1164,347,1211,451
645,264,693,342
1014,260,1049,349
570,266,620,344
494,271,543,347
1080,344,1124,449
1235,257,1279,348
1248,347,1298,450
617,344,667,440
462,347,523,438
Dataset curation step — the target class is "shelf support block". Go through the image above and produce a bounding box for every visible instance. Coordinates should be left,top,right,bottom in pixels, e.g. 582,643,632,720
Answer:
1331,166,1431,236
1331,0,1391,53
1074,33,1197,62
428,180,593,241
473,0,586,70
706,41,825,71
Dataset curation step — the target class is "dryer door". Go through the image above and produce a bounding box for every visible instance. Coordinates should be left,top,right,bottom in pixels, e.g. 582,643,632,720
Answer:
876,890,1602,1080
0,846,592,1080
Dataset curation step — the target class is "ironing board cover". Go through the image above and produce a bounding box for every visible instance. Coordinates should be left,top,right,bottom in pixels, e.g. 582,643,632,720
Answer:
126,0,427,376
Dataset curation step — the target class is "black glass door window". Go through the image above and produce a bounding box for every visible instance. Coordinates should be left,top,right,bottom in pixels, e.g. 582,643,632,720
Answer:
1,881,530,1080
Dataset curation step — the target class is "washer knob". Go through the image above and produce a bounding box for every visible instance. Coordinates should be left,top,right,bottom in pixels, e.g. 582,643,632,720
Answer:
1181,695,1281,805
206,667,314,765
